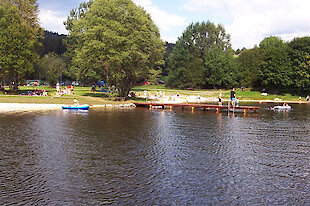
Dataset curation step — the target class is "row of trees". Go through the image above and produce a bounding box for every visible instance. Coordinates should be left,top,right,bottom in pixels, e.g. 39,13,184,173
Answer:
250,37,310,94
1,0,310,95
166,22,310,94
0,0,164,95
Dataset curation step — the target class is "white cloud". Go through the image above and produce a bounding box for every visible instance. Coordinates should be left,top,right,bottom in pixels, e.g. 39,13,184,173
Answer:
133,0,187,41
39,9,67,34
39,1,187,42
182,0,310,49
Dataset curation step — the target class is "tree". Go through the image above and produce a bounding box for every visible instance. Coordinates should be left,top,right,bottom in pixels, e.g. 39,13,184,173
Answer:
288,37,310,93
166,38,193,88
237,46,264,88
65,0,165,96
161,43,175,77
204,47,240,88
41,31,67,55
38,53,66,86
0,0,42,90
259,37,292,91
167,21,234,89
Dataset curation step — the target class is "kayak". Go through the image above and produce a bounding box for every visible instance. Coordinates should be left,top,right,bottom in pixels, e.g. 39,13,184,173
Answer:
62,104,90,110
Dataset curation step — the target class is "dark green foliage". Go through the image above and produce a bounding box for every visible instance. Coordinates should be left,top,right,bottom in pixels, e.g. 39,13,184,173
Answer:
38,53,66,86
167,21,237,89
161,42,175,76
234,36,310,95
237,46,263,87
259,37,292,90
288,37,310,93
204,48,240,88
41,31,67,55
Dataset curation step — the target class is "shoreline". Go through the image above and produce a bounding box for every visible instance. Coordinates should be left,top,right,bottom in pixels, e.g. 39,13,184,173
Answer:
0,100,307,112
0,103,63,112
0,103,136,112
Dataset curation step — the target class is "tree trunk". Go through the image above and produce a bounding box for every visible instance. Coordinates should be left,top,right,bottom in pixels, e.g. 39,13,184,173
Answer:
10,76,19,91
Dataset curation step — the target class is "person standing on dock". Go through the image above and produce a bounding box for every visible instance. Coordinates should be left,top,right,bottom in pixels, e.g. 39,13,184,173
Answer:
230,88,236,107
218,91,222,106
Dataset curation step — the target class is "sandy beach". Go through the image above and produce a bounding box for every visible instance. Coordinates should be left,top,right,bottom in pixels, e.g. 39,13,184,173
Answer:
0,103,64,112
0,103,138,112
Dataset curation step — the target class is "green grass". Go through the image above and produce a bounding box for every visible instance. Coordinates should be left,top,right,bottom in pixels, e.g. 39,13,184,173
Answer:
0,86,130,105
131,85,303,102
234,90,298,101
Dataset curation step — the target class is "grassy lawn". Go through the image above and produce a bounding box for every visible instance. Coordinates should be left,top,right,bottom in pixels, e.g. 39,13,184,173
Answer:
131,85,303,102
0,86,131,105
0,85,305,104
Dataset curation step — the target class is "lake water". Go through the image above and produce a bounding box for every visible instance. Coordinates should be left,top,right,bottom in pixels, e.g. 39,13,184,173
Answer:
0,104,310,205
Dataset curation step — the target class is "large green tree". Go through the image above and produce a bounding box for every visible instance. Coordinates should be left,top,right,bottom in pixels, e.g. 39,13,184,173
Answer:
204,47,240,88
38,53,66,86
237,46,264,88
259,36,292,90
0,0,42,90
288,37,310,93
65,0,165,96
167,21,236,89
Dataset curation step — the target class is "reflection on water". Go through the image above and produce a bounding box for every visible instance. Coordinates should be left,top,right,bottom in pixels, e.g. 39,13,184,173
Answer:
0,104,310,205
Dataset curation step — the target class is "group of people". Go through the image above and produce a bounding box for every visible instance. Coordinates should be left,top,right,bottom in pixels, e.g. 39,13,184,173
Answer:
25,89,47,96
55,82,74,97
143,90,165,99
91,84,118,93
218,88,239,107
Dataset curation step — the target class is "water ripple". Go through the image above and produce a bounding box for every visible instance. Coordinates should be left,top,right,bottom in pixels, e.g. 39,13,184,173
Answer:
0,107,310,204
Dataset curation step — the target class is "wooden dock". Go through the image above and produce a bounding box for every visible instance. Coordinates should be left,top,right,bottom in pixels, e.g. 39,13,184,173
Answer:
134,102,260,113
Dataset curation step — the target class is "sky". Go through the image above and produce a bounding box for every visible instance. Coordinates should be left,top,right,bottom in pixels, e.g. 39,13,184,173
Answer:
37,0,310,49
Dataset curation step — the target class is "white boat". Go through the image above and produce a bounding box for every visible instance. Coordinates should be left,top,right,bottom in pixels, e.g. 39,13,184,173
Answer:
271,105,292,110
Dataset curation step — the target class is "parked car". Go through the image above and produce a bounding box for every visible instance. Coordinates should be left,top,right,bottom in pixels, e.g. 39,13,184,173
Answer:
72,81,80,86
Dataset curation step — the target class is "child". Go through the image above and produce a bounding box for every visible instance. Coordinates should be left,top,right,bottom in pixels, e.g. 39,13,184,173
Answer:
73,98,79,106
236,98,239,107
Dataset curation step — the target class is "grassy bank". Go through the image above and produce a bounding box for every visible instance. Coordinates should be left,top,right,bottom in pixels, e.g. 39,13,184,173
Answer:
131,85,304,102
0,85,305,104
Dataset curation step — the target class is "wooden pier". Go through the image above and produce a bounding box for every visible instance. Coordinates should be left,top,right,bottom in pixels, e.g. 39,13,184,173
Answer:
134,102,260,113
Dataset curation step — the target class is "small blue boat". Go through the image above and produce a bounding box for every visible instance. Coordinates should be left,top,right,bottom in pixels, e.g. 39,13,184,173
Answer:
62,104,90,110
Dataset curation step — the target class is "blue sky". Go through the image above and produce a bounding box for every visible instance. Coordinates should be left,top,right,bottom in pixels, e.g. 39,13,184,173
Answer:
37,0,310,49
